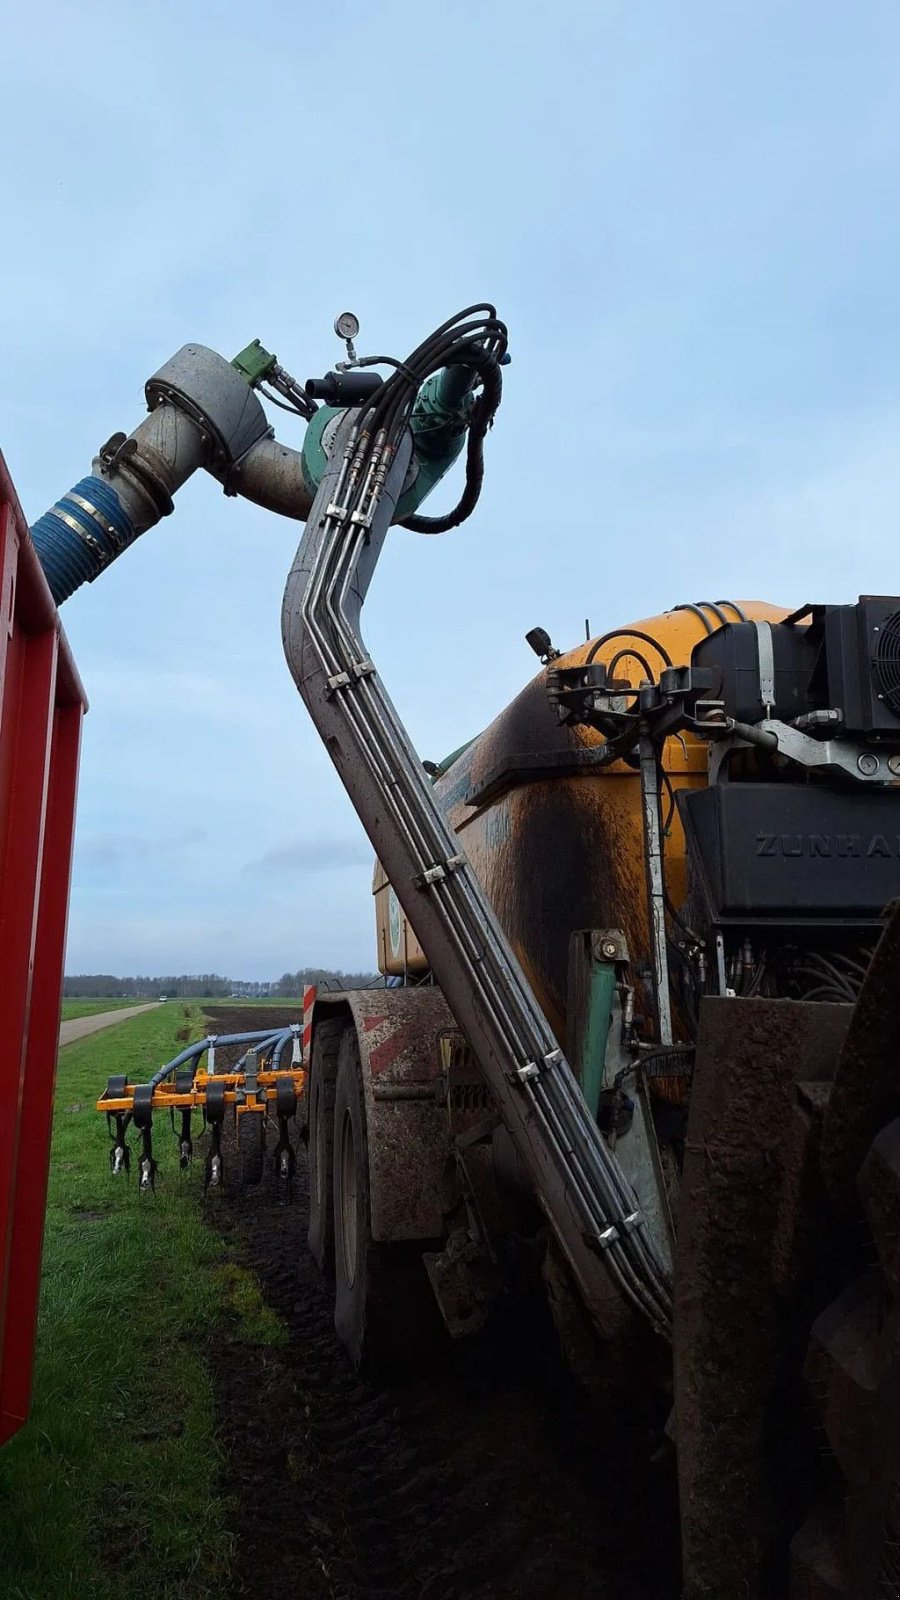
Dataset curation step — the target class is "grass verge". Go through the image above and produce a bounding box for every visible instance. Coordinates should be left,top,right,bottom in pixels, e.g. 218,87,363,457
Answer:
0,1002,280,1600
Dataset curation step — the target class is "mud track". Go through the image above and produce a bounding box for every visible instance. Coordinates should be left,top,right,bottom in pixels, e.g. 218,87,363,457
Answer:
205,1008,680,1600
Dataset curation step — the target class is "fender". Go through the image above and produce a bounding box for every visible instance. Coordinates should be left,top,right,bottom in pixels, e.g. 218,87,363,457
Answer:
312,986,495,1243
312,992,496,1241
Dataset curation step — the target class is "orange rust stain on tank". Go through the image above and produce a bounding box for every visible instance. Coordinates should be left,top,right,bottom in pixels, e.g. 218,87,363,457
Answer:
373,600,792,1042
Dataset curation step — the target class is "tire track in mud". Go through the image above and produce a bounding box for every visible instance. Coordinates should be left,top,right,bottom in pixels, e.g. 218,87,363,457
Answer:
205,1011,680,1600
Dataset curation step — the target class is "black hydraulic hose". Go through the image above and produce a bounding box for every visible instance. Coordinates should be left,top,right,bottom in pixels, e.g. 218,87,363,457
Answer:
605,647,656,685
696,600,730,628
401,357,502,534
673,603,714,635
586,628,674,669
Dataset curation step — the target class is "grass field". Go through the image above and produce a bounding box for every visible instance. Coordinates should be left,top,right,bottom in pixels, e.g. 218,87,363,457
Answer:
59,999,306,1023
0,1003,283,1600
59,997,155,1022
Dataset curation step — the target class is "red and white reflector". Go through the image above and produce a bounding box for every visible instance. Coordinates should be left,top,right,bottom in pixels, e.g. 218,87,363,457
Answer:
301,985,317,1061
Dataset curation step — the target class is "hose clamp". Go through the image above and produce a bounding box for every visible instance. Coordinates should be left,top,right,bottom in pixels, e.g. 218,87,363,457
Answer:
50,507,112,570
67,491,131,554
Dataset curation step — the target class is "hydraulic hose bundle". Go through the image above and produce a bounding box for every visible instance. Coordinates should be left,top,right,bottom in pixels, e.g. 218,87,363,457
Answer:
281,306,673,1336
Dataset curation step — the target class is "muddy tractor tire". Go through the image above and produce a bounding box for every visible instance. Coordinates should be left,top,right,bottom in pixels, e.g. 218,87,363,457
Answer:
791,1116,900,1598
307,1017,346,1276
238,1109,265,1186
332,1026,440,1372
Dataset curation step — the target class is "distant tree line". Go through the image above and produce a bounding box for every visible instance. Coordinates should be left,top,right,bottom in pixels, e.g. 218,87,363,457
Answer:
63,967,380,1000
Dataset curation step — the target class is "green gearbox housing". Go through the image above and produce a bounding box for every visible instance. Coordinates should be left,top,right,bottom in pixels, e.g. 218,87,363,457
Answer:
232,340,473,521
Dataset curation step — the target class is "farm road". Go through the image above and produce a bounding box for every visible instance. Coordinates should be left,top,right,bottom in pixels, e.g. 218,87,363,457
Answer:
58,1002,160,1048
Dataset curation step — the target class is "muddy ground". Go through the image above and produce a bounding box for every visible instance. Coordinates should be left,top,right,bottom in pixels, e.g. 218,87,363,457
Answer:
204,1008,681,1600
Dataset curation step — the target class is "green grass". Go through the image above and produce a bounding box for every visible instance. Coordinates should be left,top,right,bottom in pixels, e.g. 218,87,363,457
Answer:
60,997,155,1022
0,1003,281,1600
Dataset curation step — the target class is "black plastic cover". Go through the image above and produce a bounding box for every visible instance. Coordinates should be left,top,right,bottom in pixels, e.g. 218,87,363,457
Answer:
691,600,900,740
691,621,817,725
679,782,900,927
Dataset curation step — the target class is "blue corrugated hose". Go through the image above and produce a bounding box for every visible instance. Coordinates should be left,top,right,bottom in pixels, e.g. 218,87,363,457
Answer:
30,475,135,604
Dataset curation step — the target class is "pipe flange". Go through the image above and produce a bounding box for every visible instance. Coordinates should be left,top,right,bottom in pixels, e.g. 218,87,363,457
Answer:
145,345,269,469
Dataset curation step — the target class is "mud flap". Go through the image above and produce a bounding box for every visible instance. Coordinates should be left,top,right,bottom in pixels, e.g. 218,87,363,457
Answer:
318,987,507,1247
674,997,850,1600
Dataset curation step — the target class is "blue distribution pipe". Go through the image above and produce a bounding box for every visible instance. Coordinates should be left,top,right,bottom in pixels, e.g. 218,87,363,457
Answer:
146,1026,298,1091
30,475,135,605
270,1027,300,1071
231,1031,286,1072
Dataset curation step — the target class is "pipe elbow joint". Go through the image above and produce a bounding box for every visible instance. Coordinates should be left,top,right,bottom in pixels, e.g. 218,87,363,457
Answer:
31,344,273,604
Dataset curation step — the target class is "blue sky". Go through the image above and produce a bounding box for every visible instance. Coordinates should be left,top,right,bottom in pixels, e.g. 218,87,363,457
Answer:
4,0,900,977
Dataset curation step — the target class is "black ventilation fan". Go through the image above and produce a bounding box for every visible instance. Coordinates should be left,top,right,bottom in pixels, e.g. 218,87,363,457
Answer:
873,609,900,719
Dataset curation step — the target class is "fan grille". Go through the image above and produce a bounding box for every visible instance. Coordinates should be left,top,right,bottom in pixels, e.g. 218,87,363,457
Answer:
873,610,900,718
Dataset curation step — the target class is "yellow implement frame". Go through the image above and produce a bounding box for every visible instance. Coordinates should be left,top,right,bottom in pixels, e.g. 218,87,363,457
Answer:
96,1067,307,1116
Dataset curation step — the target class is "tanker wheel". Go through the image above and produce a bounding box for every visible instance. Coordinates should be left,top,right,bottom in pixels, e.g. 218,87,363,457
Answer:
307,1017,346,1275
238,1108,265,1186
332,1026,440,1372
791,1117,900,1599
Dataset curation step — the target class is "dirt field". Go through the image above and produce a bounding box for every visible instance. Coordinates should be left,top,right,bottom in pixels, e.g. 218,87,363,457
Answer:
203,1009,681,1600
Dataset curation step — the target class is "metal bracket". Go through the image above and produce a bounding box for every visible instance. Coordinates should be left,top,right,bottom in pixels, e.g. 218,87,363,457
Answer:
589,1210,644,1252
594,928,628,963
326,659,376,695
708,716,897,785
514,1047,561,1085
414,854,465,889
753,621,776,714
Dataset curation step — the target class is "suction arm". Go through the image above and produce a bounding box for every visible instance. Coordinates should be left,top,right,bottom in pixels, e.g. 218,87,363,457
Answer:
29,326,492,606
29,343,313,605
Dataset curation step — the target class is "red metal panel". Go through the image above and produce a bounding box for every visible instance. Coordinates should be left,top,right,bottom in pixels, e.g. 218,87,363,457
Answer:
0,452,86,1444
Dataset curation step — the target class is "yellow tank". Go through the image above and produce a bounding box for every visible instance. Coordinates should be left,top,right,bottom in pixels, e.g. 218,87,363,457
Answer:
373,600,787,1042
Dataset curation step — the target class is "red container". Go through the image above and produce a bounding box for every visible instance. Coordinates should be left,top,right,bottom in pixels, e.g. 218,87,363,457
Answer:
0,450,86,1443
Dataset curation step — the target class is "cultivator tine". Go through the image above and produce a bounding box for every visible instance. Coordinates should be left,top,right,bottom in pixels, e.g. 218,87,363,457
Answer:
173,1070,194,1168
205,1124,223,1190
108,1112,131,1177
204,1077,226,1192
133,1085,157,1193
102,1076,131,1175
272,1074,299,1194
178,1111,193,1169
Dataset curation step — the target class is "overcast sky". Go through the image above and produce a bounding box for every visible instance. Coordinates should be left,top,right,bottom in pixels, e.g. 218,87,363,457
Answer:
4,0,900,978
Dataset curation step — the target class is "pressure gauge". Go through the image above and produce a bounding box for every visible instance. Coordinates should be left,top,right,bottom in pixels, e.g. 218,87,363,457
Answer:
334,312,360,342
